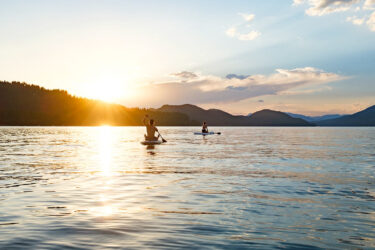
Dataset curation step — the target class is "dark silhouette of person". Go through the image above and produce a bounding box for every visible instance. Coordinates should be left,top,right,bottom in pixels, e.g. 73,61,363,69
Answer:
202,121,208,133
143,115,160,141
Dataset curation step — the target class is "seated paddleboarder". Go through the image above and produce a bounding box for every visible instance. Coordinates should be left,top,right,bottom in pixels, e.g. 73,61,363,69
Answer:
202,121,208,133
143,115,160,141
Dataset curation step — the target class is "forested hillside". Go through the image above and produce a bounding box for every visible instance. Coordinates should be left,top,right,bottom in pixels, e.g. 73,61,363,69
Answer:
0,81,196,126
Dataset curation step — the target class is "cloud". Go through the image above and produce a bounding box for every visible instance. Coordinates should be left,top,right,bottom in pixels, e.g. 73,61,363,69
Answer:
225,27,237,37
347,15,366,24
293,0,305,5
367,10,375,30
295,0,360,16
127,67,345,107
238,31,261,41
294,0,375,31
170,71,198,79
226,74,250,80
226,86,248,91
364,0,375,9
280,85,333,95
226,13,261,41
239,13,255,22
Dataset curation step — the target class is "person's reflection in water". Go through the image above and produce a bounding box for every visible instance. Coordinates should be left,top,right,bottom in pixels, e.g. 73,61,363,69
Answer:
202,136,208,143
146,145,156,155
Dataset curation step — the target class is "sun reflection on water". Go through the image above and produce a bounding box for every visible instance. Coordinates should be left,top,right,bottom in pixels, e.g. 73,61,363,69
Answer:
89,126,117,217
98,126,113,177
89,205,117,217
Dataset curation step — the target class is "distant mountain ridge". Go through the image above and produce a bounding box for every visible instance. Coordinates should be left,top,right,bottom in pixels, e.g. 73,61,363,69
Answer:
317,105,375,126
158,104,248,126
0,81,373,126
158,104,375,126
158,104,313,126
286,113,343,122
248,110,313,126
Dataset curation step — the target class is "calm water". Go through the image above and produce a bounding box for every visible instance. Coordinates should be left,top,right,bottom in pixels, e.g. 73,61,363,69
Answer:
0,127,374,249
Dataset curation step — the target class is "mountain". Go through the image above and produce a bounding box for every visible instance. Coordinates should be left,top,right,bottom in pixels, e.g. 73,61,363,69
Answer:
0,81,313,126
287,113,343,122
157,104,249,125
247,110,313,126
316,105,375,126
3,80,372,127
158,105,314,126
0,81,194,126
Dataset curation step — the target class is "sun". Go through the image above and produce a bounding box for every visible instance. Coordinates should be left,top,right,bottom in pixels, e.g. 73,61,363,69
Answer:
93,85,122,102
76,71,139,103
86,76,128,102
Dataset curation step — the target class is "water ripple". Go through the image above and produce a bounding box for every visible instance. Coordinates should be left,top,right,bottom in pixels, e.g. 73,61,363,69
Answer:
0,127,374,249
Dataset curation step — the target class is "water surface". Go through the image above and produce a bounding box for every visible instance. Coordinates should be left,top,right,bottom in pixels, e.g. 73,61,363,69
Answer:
0,127,374,249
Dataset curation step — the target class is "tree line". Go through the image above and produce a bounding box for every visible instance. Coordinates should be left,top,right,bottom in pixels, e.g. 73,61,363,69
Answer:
0,81,198,126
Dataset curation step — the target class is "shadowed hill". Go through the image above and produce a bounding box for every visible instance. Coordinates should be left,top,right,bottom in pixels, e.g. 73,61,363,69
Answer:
317,105,375,126
0,81,195,126
3,81,371,126
0,80,314,126
287,113,343,122
247,110,312,126
158,104,314,126
157,104,250,125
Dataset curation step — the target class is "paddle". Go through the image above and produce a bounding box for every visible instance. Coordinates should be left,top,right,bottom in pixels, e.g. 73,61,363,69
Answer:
158,131,167,143
194,131,221,135
206,131,221,135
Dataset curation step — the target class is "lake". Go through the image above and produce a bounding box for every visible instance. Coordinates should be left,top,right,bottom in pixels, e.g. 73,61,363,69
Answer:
0,127,374,249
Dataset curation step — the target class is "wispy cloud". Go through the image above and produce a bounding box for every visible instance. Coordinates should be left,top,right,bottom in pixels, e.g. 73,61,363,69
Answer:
367,10,375,30
364,0,375,9
239,13,255,22
347,15,366,24
226,74,250,80
226,13,261,41
293,0,375,31
170,71,198,79
293,0,305,6
294,0,360,16
280,86,333,95
225,27,237,37
237,31,261,41
126,68,345,107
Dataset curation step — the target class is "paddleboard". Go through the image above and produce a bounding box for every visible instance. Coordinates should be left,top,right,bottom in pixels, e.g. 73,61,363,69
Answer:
140,140,162,145
194,132,215,135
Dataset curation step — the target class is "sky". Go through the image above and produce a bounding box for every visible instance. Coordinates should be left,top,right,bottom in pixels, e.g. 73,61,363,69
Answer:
0,0,374,115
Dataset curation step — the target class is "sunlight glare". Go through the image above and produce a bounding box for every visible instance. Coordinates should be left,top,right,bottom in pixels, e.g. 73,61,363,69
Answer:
98,126,113,176
85,74,132,102
90,205,116,217
91,78,123,102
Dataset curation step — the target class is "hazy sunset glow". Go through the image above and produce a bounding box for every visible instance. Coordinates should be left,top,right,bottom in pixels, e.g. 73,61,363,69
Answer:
1,2,375,248
1,0,374,115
